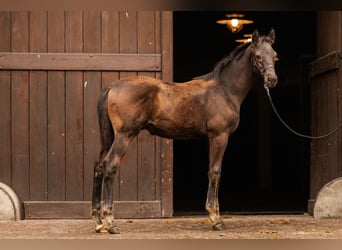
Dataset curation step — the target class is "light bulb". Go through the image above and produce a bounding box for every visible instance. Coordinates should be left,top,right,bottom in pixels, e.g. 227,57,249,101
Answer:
231,19,239,27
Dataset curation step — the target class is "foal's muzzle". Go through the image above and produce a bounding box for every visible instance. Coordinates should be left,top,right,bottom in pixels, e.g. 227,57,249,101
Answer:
263,68,278,88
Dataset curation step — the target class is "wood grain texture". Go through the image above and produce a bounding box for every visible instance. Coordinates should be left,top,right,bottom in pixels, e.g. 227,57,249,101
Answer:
65,11,84,201
310,11,342,202
0,12,12,186
24,201,161,219
47,11,66,201
10,11,30,201
0,53,161,71
0,10,173,219
29,11,48,201
160,11,174,217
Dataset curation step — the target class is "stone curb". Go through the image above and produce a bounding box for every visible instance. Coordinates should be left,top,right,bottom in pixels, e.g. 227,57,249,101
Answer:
314,177,342,219
0,182,22,221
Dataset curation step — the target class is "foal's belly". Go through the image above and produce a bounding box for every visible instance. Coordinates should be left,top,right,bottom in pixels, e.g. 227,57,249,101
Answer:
145,126,206,140
144,118,207,140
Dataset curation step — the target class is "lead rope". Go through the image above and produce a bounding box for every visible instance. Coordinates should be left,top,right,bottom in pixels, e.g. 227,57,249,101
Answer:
264,85,342,139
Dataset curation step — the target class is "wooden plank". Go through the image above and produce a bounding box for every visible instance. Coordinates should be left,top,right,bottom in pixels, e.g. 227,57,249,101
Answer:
11,71,30,201
310,72,340,198
160,11,173,217
137,131,156,201
0,52,161,71
137,11,157,201
24,201,91,219
310,12,342,203
47,11,66,200
308,51,341,79
83,11,101,53
119,11,138,201
101,11,120,200
11,11,30,201
316,12,341,56
83,10,102,201
339,58,342,175
114,201,161,219
24,201,161,219
0,11,11,185
101,11,119,89
160,12,173,82
29,11,48,201
65,11,84,201
154,11,162,203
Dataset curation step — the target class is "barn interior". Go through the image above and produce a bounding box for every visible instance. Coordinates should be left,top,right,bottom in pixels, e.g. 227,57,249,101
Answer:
173,11,316,214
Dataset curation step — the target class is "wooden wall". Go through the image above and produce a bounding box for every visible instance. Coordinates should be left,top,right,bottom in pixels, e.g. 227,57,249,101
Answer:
0,11,173,219
308,11,342,213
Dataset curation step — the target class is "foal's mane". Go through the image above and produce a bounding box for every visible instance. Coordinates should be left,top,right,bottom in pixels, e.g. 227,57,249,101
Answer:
194,42,251,81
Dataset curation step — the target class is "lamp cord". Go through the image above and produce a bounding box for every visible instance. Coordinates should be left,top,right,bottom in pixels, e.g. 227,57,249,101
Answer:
264,85,342,139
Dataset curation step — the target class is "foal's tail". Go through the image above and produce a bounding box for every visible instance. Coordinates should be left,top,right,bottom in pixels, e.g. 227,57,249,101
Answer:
97,86,114,159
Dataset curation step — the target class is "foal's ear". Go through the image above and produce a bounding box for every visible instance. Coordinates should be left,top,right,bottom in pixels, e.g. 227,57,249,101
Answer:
267,28,275,44
252,29,260,46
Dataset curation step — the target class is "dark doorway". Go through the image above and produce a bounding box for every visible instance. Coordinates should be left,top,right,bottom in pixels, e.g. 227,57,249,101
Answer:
173,11,316,214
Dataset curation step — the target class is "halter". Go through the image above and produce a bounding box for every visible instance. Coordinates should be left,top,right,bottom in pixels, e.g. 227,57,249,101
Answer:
252,52,275,75
251,43,275,76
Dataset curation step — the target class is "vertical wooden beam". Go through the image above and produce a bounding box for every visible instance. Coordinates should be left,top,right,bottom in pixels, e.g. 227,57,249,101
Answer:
154,11,162,205
29,11,48,200
160,11,173,217
11,11,30,201
101,11,120,88
83,10,102,201
0,11,12,186
309,12,342,212
47,11,66,201
65,11,84,201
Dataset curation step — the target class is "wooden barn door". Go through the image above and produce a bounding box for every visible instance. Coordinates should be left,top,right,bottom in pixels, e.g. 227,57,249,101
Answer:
0,11,173,219
308,11,342,213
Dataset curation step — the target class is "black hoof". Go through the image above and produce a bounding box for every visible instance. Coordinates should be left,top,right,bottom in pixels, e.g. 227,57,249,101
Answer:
213,222,226,231
108,225,120,234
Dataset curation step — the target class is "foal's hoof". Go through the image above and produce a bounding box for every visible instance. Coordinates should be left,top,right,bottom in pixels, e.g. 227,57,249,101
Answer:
212,222,226,231
95,224,108,233
108,225,120,234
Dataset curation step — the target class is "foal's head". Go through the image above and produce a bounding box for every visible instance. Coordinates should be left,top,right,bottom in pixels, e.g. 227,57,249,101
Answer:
251,28,278,88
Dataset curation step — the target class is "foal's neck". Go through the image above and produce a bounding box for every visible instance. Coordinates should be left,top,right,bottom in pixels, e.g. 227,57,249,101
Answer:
219,46,255,110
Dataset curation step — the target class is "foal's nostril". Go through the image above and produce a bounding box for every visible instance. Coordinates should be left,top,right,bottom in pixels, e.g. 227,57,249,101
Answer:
265,75,277,87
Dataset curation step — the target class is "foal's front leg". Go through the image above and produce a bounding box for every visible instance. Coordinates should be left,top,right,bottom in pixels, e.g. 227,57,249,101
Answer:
206,132,228,231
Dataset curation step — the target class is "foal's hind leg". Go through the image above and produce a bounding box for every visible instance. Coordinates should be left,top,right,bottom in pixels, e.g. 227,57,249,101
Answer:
206,132,229,231
102,133,132,234
91,161,106,233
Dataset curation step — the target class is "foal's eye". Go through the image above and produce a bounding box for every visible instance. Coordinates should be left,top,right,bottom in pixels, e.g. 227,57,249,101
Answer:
255,55,262,62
